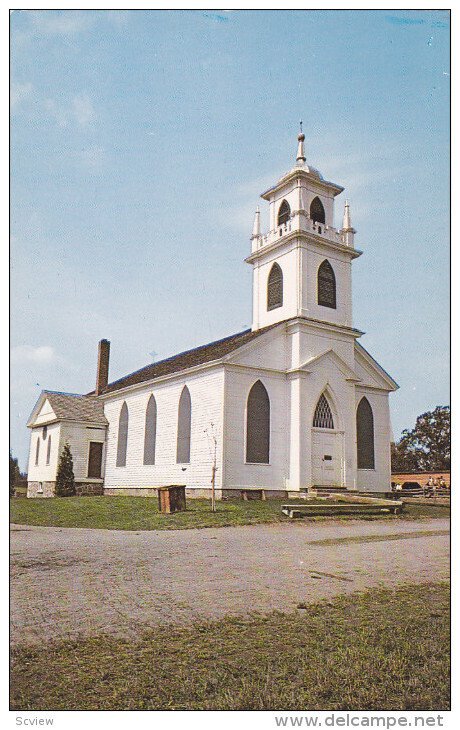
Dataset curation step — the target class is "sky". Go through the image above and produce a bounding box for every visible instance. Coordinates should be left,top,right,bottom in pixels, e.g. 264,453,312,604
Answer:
10,9,450,470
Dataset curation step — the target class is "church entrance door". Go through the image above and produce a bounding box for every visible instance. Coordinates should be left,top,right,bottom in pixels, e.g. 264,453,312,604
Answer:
311,430,342,486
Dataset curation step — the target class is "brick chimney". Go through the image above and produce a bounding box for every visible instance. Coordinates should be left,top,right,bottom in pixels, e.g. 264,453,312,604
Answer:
95,339,110,396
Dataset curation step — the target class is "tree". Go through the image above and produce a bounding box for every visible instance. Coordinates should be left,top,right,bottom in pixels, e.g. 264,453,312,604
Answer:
55,442,76,497
9,451,20,497
392,406,450,472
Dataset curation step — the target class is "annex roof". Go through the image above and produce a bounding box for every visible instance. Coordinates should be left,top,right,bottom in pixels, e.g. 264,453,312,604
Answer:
27,391,108,427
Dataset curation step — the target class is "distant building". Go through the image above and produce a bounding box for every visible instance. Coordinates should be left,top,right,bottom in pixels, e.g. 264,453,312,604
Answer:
26,130,398,498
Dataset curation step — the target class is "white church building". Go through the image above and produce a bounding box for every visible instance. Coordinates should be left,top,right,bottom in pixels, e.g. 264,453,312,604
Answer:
26,131,398,499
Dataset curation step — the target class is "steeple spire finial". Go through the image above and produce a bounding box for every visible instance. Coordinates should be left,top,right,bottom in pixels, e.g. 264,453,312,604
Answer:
342,199,352,230
296,121,306,163
251,206,261,239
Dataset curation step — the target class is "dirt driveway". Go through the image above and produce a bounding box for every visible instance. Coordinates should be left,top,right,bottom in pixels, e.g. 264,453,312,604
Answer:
11,518,449,646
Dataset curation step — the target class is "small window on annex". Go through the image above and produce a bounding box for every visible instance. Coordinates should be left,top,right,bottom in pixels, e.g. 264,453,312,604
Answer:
88,442,104,478
46,436,52,465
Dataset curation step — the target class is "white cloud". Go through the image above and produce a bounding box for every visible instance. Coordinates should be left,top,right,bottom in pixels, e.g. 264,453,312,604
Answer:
11,345,56,364
44,93,95,128
72,94,95,126
10,81,32,110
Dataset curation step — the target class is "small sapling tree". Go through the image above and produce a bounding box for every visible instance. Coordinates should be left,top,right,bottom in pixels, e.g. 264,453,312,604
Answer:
55,442,76,497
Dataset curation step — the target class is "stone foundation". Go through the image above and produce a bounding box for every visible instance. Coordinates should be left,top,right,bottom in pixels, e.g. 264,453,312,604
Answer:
27,481,55,498
103,487,290,500
27,481,104,498
75,482,104,496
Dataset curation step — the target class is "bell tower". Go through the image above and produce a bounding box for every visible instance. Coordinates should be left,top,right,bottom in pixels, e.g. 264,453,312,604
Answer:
247,128,361,332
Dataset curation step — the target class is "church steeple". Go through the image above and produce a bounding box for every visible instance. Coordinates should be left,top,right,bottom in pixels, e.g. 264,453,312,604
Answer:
246,126,362,332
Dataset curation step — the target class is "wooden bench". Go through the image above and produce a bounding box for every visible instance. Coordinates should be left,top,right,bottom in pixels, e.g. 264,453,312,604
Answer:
282,500,403,519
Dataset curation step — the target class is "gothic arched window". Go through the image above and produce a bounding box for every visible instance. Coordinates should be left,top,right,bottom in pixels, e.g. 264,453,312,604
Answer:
35,437,40,466
357,397,375,469
267,262,283,311
317,260,337,309
246,380,270,464
46,436,52,465
143,395,157,465
313,394,335,429
310,196,325,224
177,386,192,464
277,199,291,226
116,402,129,467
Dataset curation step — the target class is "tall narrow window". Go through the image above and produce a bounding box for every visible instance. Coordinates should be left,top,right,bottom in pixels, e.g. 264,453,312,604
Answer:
277,199,290,226
267,262,283,311
246,380,270,464
143,395,157,465
35,437,40,466
357,397,375,469
116,402,129,467
46,436,52,465
176,386,191,464
88,442,103,478
310,196,325,224
313,394,334,429
317,260,337,309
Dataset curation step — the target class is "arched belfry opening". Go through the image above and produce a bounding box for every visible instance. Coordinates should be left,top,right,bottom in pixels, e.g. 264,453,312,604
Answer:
277,200,290,227
310,196,325,224
267,262,283,311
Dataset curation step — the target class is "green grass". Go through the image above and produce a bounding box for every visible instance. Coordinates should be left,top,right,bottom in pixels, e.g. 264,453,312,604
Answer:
10,583,450,711
10,496,450,531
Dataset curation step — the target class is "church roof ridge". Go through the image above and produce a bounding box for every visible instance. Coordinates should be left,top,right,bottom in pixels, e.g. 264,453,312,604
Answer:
94,323,279,396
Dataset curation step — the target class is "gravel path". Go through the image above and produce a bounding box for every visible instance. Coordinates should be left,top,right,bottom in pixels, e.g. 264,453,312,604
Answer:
10,519,449,646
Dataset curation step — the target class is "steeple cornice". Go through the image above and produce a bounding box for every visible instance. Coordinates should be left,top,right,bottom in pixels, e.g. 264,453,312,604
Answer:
260,167,344,200
246,230,363,264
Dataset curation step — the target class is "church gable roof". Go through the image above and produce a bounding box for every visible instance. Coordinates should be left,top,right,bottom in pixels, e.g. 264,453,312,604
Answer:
27,391,108,427
354,342,399,391
98,324,278,395
294,349,361,382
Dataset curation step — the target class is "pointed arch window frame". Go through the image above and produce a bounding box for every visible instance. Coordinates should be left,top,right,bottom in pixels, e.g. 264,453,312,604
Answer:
245,379,271,464
277,199,291,227
356,396,375,470
116,402,129,467
143,394,158,466
310,196,326,224
312,393,335,430
317,259,337,309
176,386,192,464
267,262,283,311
